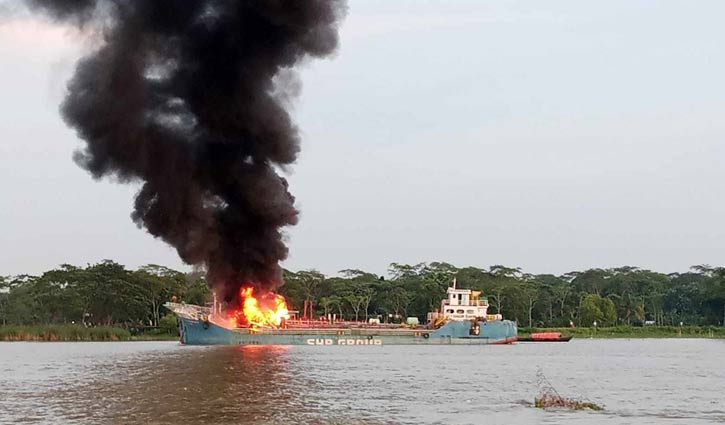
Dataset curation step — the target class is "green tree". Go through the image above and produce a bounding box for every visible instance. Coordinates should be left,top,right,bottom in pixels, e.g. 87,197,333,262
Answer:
283,270,325,315
0,276,8,325
517,280,539,328
326,295,344,320
387,285,411,321
600,297,617,326
696,266,725,325
134,265,185,326
580,294,604,327
572,269,610,296
486,265,522,315
319,296,334,317
84,260,149,326
550,276,572,326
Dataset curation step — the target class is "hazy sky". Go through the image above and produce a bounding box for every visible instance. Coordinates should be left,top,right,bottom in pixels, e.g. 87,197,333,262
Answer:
1,0,724,277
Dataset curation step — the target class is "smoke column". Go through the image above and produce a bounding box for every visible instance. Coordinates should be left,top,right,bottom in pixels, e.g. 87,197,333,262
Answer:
22,0,346,300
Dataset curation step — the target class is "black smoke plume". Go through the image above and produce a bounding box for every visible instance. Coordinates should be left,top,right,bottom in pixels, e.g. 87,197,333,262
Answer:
22,0,346,300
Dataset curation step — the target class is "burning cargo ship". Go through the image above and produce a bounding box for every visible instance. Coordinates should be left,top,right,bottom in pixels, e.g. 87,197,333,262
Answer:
166,280,517,346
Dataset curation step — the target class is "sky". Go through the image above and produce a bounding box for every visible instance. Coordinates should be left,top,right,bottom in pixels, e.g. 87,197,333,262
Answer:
1,0,724,277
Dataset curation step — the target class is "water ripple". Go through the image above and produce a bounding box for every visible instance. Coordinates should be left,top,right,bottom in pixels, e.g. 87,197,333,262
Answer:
0,339,723,424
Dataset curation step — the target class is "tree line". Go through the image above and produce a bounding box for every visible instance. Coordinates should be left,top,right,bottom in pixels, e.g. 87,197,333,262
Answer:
0,261,208,328
1,260,724,328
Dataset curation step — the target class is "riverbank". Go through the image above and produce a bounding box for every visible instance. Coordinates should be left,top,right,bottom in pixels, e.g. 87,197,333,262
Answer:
0,325,179,342
3,324,723,341
518,325,725,339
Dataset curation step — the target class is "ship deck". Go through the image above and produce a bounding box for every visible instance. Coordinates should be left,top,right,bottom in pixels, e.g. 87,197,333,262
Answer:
205,314,515,337
222,324,431,337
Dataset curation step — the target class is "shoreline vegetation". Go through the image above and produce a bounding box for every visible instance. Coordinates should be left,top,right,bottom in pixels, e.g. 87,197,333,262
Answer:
2,261,725,337
0,324,179,342
1,324,723,342
519,325,725,339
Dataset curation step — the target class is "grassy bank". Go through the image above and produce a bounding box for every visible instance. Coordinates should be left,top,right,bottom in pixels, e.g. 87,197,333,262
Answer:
0,325,179,342
518,325,725,339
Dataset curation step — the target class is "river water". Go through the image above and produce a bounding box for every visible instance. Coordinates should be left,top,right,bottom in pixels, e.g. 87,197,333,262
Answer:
0,339,723,424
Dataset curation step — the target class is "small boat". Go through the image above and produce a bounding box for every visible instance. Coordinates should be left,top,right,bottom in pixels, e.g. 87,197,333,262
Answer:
517,332,572,342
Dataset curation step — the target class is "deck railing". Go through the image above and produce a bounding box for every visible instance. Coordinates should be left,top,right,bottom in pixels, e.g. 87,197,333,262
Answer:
164,302,212,320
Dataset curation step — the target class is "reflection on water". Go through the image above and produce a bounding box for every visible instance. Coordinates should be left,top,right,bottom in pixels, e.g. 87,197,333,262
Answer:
55,345,339,425
90,345,297,424
1,340,724,424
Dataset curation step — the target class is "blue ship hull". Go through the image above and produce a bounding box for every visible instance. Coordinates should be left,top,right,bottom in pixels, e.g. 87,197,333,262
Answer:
178,317,517,346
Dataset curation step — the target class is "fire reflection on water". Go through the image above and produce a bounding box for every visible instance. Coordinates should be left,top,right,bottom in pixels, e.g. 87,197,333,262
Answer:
42,345,324,425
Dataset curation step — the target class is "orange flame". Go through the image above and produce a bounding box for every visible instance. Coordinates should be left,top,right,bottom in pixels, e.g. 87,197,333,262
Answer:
232,286,290,328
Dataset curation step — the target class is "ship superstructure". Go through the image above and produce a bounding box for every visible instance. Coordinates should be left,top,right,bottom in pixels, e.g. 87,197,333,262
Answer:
427,278,502,324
